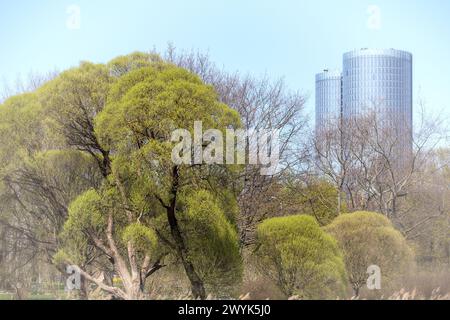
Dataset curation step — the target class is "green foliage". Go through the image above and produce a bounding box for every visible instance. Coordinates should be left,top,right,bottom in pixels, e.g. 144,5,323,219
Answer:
1,53,246,299
95,64,241,152
181,190,242,295
38,62,113,152
0,85,106,275
107,51,164,77
58,188,110,266
32,150,103,198
281,178,346,225
325,211,414,294
256,215,347,299
53,59,243,298
52,249,72,267
216,189,239,226
0,93,45,166
64,189,106,233
122,223,158,256
40,61,112,115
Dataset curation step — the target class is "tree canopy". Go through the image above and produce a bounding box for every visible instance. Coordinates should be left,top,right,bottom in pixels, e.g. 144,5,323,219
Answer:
255,215,347,299
54,57,243,299
325,211,414,297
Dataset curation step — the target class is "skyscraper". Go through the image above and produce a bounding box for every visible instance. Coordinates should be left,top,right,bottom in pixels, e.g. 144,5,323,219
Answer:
316,48,413,158
315,70,342,134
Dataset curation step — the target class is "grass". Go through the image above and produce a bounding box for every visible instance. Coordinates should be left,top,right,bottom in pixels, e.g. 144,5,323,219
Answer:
0,293,13,300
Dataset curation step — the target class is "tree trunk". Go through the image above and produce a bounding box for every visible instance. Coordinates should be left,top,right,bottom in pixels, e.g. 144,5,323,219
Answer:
101,149,112,177
78,275,89,300
166,166,206,300
353,286,360,298
127,278,147,300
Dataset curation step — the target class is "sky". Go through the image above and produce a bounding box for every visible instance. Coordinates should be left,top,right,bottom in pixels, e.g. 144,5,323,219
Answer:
1,0,450,119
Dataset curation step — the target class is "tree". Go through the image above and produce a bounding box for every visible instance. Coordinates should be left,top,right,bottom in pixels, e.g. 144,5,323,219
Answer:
1,70,58,103
55,187,161,300
39,62,114,177
312,109,446,222
0,92,103,296
325,211,414,297
312,115,352,216
163,46,309,248
57,60,243,299
255,215,347,299
402,148,450,267
277,176,347,226
178,190,242,296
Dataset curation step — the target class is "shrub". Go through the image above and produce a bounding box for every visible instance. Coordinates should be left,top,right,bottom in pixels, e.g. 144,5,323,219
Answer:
325,211,414,297
255,215,347,299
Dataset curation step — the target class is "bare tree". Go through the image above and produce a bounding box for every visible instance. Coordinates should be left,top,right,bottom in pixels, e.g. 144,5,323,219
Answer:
312,104,448,235
1,70,58,103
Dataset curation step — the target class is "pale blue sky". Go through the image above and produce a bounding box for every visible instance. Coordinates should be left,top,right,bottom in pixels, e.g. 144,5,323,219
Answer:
1,0,450,118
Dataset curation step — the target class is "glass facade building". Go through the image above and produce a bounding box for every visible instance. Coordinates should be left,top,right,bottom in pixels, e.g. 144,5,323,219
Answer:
316,48,413,158
342,48,412,129
315,70,342,134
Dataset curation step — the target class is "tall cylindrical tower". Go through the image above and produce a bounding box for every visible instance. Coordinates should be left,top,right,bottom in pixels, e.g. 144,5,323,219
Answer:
315,70,342,134
342,48,413,156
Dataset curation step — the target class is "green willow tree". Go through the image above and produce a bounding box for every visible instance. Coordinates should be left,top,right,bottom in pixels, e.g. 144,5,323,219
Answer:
325,211,414,297
56,60,243,299
39,61,114,177
255,215,347,299
0,91,103,297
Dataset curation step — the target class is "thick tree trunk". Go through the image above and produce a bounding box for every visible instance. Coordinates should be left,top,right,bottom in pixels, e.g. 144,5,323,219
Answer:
166,166,206,300
127,279,147,300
